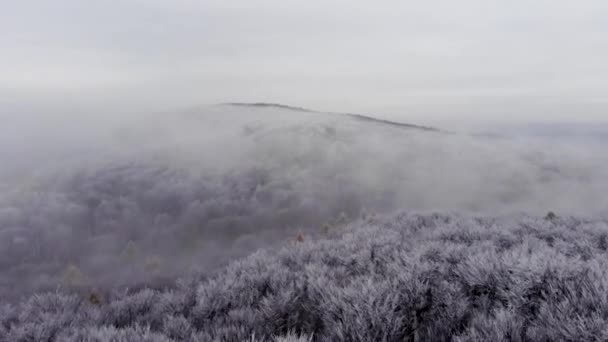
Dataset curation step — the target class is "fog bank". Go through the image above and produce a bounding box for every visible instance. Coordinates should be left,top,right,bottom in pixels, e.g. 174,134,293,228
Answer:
1,104,607,300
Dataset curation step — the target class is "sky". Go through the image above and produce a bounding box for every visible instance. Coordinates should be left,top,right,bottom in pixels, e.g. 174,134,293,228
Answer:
1,0,607,125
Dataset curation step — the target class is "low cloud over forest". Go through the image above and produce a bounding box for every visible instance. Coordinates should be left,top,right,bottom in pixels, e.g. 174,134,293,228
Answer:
1,105,607,302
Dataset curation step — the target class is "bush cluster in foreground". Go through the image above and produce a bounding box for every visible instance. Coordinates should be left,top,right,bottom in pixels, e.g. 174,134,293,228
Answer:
2,212,608,341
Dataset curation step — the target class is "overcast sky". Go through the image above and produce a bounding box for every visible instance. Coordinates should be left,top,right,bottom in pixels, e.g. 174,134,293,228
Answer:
1,0,607,124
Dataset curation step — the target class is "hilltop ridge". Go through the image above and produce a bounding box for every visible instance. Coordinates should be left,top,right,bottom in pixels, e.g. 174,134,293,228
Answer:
221,102,441,132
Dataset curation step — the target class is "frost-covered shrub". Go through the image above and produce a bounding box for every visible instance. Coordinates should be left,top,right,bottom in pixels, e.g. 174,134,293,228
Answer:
59,326,174,342
3,212,608,341
101,289,176,329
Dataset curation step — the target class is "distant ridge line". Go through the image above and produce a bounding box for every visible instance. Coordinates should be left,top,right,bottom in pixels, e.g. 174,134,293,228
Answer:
223,102,313,112
221,102,441,132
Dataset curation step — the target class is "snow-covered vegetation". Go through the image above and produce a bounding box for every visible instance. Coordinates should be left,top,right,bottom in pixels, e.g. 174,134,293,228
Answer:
3,212,608,341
